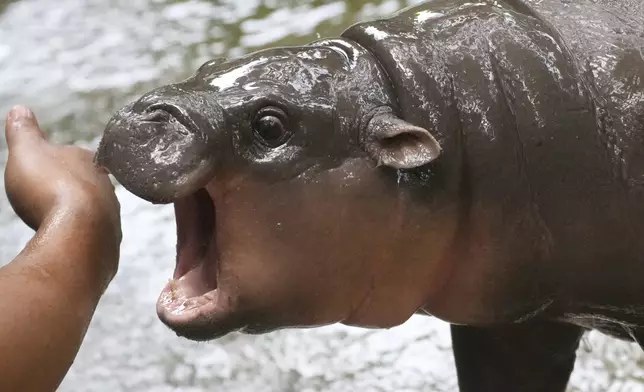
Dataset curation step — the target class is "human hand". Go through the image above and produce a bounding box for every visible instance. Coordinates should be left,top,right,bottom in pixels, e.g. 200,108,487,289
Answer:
4,105,122,286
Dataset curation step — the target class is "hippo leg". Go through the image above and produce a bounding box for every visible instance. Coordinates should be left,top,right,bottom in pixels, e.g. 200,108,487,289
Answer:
450,321,584,392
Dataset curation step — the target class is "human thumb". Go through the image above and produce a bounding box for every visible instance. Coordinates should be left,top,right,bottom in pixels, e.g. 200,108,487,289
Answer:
5,105,46,150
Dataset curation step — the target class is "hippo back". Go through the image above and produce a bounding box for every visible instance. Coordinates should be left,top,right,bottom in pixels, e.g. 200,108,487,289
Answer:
341,0,615,233
341,0,644,304
525,0,644,185
342,0,644,185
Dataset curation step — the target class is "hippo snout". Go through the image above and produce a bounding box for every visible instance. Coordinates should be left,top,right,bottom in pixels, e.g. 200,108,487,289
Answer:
95,86,223,204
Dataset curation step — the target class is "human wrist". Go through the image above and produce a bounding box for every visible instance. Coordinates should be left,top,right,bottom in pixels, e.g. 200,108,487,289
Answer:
35,199,121,298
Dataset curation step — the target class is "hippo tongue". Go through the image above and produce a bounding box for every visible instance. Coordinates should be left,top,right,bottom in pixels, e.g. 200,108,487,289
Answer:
164,264,216,301
158,264,219,317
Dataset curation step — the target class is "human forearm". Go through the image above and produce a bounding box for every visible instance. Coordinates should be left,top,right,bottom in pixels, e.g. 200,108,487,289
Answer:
0,210,116,392
0,106,122,391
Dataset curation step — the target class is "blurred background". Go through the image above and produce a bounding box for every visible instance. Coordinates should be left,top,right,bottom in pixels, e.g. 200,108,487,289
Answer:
0,0,643,390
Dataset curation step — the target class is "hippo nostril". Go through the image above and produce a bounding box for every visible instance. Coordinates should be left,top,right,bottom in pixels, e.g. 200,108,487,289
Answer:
144,109,172,123
148,103,185,120
143,103,194,133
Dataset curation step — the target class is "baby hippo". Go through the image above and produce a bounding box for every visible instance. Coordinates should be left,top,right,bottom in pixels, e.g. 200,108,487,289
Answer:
96,0,644,390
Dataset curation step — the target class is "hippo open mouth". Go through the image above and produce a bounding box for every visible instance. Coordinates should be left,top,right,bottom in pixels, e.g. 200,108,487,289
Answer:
95,89,240,339
154,187,230,339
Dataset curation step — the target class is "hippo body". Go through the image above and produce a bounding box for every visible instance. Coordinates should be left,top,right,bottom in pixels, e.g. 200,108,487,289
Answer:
96,0,644,390
346,0,644,328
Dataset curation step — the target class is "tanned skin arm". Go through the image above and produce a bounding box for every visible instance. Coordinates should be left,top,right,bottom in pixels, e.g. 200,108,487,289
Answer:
0,106,122,392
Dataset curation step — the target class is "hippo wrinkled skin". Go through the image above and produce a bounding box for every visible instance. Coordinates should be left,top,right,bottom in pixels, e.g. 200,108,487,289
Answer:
96,0,644,390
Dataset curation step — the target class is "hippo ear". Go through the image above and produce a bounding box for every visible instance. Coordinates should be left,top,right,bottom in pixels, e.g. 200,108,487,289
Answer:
365,113,442,169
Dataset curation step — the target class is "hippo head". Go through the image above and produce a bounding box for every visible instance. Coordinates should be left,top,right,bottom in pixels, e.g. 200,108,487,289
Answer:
96,39,446,340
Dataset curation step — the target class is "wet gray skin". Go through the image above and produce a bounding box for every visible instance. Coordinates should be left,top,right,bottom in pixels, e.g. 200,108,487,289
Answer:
96,0,644,389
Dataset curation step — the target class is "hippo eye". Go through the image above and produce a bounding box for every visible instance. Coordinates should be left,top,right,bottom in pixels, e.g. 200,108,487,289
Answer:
252,107,291,148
